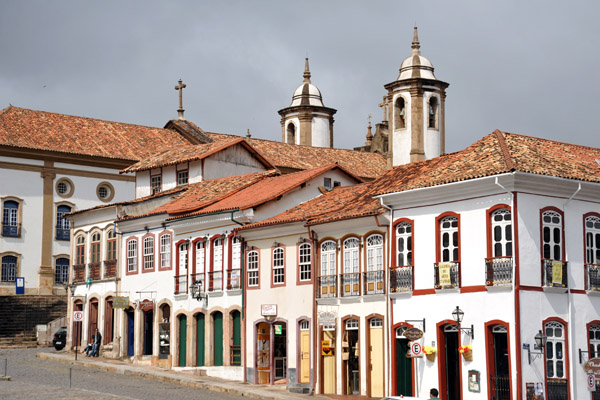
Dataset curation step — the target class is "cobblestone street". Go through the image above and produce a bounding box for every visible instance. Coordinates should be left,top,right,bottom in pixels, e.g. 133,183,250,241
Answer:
0,347,246,400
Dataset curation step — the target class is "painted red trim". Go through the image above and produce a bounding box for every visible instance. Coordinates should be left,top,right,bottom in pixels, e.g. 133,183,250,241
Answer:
245,248,260,290
390,321,415,396
569,289,586,294
209,235,223,274
519,285,543,292
412,288,436,296
587,320,600,359
270,245,286,288
460,285,487,294
191,237,206,276
484,320,513,400
157,230,173,271
513,193,523,400
436,319,462,400
486,204,511,258
296,240,312,286
141,232,156,273
541,316,570,400
539,206,566,286
226,232,237,271
125,236,139,275
392,218,414,269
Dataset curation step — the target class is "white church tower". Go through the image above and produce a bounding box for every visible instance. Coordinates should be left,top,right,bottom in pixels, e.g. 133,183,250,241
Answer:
383,27,449,166
278,58,337,148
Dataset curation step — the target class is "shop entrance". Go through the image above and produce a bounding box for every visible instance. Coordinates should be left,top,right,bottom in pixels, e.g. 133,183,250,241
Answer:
321,325,336,394
256,322,270,384
343,318,359,395
440,324,461,400
126,308,135,356
273,322,287,382
395,326,413,396
368,318,384,398
488,325,510,400
143,309,153,355
299,320,310,384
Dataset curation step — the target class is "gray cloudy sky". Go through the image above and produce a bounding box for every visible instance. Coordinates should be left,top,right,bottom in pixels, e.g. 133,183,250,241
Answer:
1,1,599,153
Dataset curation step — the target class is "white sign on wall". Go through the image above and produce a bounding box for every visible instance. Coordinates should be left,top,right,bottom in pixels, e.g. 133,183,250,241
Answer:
73,311,83,321
261,304,277,316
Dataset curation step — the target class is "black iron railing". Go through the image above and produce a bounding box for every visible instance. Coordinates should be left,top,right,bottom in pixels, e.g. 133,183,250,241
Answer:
485,257,513,287
317,275,337,298
434,262,460,289
2,223,21,237
586,264,600,292
542,260,568,288
363,270,385,295
389,266,413,293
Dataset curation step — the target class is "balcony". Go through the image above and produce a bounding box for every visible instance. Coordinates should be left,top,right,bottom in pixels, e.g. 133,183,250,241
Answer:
489,375,510,400
190,273,205,292
174,274,188,295
546,379,568,400
485,257,513,287
55,226,70,241
207,271,223,292
104,260,117,278
363,270,385,295
340,272,360,297
586,264,600,293
2,223,21,237
317,275,337,299
542,260,568,288
88,263,101,280
73,264,86,283
434,262,460,290
389,266,413,293
226,269,241,290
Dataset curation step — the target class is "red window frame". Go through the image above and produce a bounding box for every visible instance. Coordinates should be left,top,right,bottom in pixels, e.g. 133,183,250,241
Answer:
158,230,173,271
271,245,286,287
486,204,512,259
141,232,155,273
246,247,260,290
125,237,139,275
296,240,312,286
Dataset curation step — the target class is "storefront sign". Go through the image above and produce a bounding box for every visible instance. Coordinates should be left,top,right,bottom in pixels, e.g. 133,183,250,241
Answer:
322,340,333,356
588,374,597,391
552,261,563,285
318,311,337,325
113,296,129,309
15,277,24,294
584,358,600,381
274,325,282,335
261,304,277,316
439,263,451,286
138,299,154,312
403,327,424,341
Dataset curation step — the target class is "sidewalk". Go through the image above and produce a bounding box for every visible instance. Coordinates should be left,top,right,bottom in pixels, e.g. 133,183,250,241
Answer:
37,351,331,400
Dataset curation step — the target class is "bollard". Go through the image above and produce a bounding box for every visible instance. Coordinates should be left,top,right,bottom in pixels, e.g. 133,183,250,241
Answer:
69,367,72,388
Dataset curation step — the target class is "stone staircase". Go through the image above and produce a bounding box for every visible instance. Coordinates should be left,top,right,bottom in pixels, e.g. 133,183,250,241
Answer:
0,295,67,347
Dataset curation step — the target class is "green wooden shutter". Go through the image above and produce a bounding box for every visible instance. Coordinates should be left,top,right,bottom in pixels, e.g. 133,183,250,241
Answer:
179,315,187,367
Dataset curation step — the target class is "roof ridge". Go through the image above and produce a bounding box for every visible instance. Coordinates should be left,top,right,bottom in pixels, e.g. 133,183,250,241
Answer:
493,130,516,170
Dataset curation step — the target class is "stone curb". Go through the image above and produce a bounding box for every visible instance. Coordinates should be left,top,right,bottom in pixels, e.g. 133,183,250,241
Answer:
38,353,325,400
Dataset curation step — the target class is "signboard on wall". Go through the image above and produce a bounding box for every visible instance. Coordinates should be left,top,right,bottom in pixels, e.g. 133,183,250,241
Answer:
261,304,277,316
438,263,451,286
15,277,24,294
584,358,600,382
112,296,129,309
138,299,154,311
318,311,337,325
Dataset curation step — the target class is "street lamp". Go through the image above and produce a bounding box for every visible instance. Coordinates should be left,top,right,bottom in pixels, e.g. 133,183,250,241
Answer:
528,330,548,364
63,281,77,297
190,280,207,306
451,306,474,339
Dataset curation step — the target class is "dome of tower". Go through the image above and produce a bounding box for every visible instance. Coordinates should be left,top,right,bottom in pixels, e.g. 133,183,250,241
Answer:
289,58,325,107
397,27,437,81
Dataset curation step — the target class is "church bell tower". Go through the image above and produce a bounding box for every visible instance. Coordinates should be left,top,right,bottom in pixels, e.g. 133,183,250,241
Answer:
278,58,337,148
383,27,449,166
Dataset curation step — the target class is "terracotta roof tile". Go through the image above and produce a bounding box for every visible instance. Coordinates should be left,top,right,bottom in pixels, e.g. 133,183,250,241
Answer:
371,130,600,196
0,106,191,160
237,183,386,231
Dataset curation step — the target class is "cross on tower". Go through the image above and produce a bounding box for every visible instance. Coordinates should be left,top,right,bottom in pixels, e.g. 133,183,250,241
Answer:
174,79,186,120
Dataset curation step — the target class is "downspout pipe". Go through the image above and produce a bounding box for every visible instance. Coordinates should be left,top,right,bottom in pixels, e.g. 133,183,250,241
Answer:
308,226,318,395
378,197,394,397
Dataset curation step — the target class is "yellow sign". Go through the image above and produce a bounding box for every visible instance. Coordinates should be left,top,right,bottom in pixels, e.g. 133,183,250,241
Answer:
113,296,129,309
552,261,563,285
322,340,333,356
439,263,451,286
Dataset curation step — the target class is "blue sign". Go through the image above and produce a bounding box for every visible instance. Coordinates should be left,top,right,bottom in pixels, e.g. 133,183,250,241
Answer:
15,277,25,294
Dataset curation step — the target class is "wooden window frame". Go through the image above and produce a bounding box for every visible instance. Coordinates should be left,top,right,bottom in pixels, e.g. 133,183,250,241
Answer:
246,248,260,290
297,241,312,285
158,231,172,270
142,233,156,273
126,237,139,275
392,218,414,268
486,204,512,259
271,246,285,287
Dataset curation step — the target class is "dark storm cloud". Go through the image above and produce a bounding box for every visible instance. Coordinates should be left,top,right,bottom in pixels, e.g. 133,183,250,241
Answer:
1,0,599,152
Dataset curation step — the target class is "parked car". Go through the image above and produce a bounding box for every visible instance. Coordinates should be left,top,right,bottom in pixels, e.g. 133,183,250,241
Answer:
52,327,67,350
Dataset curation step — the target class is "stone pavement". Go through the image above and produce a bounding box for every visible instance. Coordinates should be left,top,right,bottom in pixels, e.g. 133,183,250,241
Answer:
38,351,331,400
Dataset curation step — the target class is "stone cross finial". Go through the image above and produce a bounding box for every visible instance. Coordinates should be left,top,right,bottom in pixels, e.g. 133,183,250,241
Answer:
175,79,187,120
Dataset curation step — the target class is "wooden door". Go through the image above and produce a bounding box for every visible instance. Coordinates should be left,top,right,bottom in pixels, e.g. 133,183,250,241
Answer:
213,312,223,366
369,319,384,397
196,314,205,366
323,330,335,394
300,327,310,383
179,315,187,366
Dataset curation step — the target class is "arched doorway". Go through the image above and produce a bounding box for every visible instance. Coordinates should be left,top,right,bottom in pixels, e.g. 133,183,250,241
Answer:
438,322,461,400
195,313,205,366
486,323,510,400
393,324,413,396
298,319,310,384
320,323,336,394
212,311,223,366
87,297,99,343
72,300,83,347
143,308,153,355
273,321,287,383
178,314,187,366
126,307,135,356
103,297,114,345
368,317,384,398
256,321,270,384
230,310,241,366
342,318,360,395
158,304,171,360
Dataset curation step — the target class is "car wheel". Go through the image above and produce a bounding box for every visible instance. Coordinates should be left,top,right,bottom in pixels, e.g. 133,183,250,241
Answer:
54,345,65,351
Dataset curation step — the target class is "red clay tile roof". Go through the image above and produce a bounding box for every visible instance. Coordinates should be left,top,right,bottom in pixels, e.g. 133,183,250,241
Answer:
121,137,275,173
371,130,600,196
0,106,192,161
236,183,386,231
179,163,363,218
206,132,387,180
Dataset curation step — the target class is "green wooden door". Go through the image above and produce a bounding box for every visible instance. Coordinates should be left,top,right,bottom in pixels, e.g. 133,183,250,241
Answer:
213,312,223,366
196,314,205,366
395,338,412,396
179,315,187,367
232,311,241,366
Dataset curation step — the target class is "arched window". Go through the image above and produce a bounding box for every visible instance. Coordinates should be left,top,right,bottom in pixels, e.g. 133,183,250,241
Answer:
272,247,285,285
75,235,86,265
143,235,155,271
545,321,566,379
212,238,223,291
127,238,138,273
106,230,117,261
585,215,600,265
589,324,600,358
396,222,413,266
247,250,259,287
428,96,438,129
159,233,171,269
90,232,101,264
542,210,563,261
56,205,71,241
366,234,383,271
299,243,311,282
321,240,337,276
286,123,296,144
394,97,406,129
2,200,20,237
231,236,241,270
1,255,17,282
343,238,360,274
491,208,512,258
55,257,69,284
440,216,459,262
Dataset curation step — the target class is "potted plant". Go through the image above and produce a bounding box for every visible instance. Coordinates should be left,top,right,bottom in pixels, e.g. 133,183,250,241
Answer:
424,346,437,362
459,345,473,361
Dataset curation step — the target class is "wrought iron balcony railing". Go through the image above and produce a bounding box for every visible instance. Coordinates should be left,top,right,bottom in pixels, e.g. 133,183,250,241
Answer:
586,264,600,292
363,270,385,295
389,266,413,293
485,257,513,287
226,269,241,290
542,260,568,288
174,274,188,294
207,271,223,292
2,223,21,237
73,264,86,283
489,375,511,400
340,272,361,297
103,260,117,278
434,262,460,289
317,275,337,299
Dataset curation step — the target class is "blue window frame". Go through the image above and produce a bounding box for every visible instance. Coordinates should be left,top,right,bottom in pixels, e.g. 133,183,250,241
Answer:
1,255,17,282
2,200,20,237
55,258,69,284
56,205,71,241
